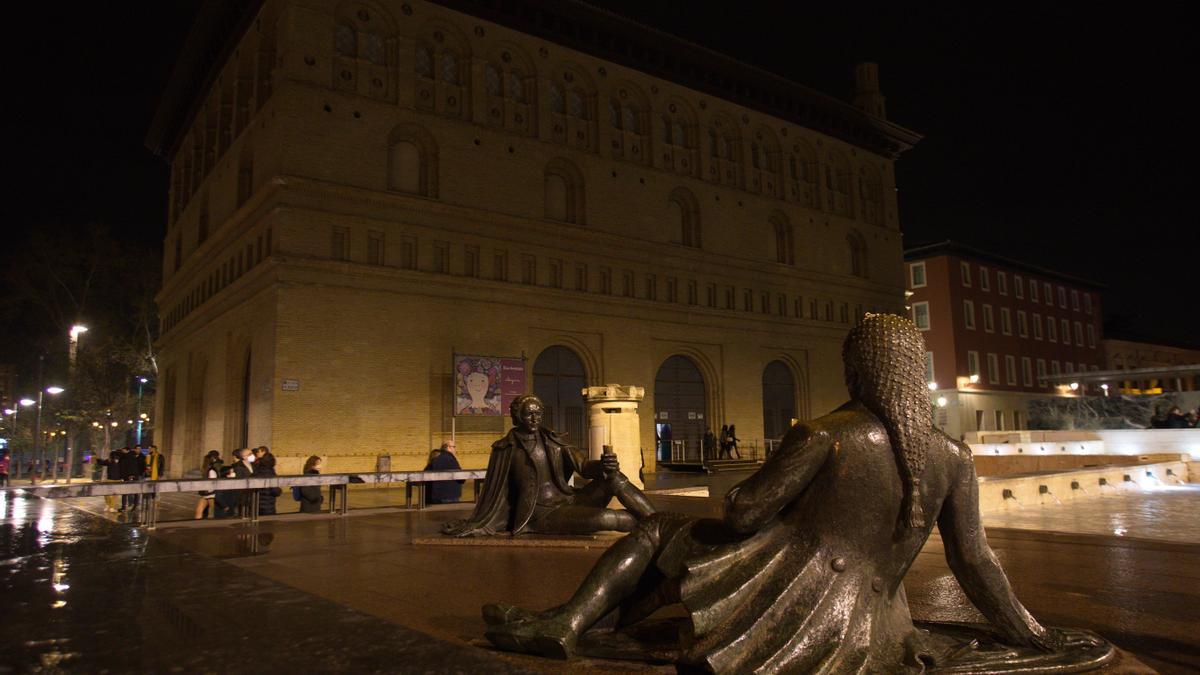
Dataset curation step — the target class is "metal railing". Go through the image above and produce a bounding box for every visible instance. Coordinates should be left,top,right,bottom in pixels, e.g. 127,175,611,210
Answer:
0,470,487,529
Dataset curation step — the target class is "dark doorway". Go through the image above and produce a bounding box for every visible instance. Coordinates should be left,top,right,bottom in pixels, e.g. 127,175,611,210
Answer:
239,348,251,448
533,346,588,452
762,360,797,441
654,355,706,462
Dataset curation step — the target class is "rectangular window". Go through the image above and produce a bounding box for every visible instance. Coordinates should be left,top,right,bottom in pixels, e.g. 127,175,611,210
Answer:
744,289,754,312
401,236,418,270
1047,317,1057,343
910,262,927,288
912,302,930,330
1061,318,1071,345
975,410,985,432
1087,324,1096,348
994,410,1005,431
1065,362,1075,374
839,303,849,323
645,274,657,300
997,271,1008,295
1030,279,1039,302
666,277,678,303
794,297,803,317
1017,310,1028,338
521,255,536,285
1036,358,1047,384
623,271,635,297
1014,410,1023,429
963,300,976,330
599,267,612,295
1058,286,1067,308
824,301,833,321
1033,313,1043,340
1043,282,1053,305
982,304,994,333
925,351,935,385
1005,355,1017,385
331,226,349,261
1000,307,1012,335
575,263,588,291
1084,293,1093,315
688,281,699,306
464,245,479,277
967,351,981,379
1074,321,1083,346
367,230,384,265
493,250,508,281
1014,275,1024,299
987,353,1000,384
979,266,990,292
809,299,818,319
1051,360,1061,376
433,241,450,273
763,292,772,315
706,283,716,307
1022,357,1033,387
960,261,971,287
1080,362,1087,375
778,294,787,316
725,286,735,310
1071,290,1080,311
548,259,563,288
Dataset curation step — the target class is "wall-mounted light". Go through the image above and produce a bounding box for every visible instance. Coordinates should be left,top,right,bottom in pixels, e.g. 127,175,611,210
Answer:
969,374,980,384
1069,382,1079,391
936,396,948,408
927,381,938,391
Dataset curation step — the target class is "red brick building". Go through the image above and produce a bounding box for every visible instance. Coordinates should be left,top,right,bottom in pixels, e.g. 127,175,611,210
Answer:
904,241,1104,438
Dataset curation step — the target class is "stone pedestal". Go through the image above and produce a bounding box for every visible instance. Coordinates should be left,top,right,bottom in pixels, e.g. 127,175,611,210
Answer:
583,384,645,488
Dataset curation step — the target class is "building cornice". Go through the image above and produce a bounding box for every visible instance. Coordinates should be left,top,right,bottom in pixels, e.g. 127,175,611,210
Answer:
904,240,1106,291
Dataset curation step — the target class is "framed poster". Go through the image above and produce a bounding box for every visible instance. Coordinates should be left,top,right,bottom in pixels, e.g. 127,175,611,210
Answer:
454,354,525,416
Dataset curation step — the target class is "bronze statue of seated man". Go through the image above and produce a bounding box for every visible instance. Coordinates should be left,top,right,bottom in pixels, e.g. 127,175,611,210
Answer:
441,394,655,537
482,315,1112,673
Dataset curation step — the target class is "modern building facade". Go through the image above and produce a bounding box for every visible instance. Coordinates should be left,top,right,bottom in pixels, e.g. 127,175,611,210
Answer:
146,0,919,476
1102,338,1200,394
905,241,1104,439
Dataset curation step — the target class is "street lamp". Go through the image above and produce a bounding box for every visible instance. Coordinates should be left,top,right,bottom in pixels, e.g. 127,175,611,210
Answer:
68,324,88,374
134,376,150,445
33,386,64,482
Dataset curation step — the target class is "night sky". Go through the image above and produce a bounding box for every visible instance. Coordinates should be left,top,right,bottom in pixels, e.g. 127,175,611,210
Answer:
1,2,1195,375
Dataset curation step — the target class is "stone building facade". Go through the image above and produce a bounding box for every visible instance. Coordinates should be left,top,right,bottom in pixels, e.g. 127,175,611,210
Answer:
146,0,919,476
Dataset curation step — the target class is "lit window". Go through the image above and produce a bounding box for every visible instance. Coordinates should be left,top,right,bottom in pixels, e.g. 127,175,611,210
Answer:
912,302,930,330
910,262,926,288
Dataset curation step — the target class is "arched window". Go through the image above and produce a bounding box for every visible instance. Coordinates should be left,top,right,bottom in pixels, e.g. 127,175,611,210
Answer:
608,83,651,165
669,187,701,248
859,165,884,226
482,44,535,135
706,113,742,187
333,1,397,102
847,231,868,278
387,124,438,197
770,212,794,265
658,98,698,177
533,346,589,453
827,150,854,217
789,139,819,208
654,355,708,462
544,158,585,224
549,64,596,150
414,22,470,119
749,126,782,197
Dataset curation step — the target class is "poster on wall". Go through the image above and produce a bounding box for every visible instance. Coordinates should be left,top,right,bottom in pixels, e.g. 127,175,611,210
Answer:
453,354,526,416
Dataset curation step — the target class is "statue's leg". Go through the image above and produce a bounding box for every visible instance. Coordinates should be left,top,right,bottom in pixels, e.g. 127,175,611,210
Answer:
485,514,672,658
531,504,637,534
574,472,656,519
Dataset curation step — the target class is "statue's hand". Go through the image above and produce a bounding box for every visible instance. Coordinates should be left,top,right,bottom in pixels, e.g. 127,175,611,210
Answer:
600,452,620,478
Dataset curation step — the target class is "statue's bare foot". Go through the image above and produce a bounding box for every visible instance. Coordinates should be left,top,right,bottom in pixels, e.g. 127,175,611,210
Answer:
482,603,547,627
485,616,577,660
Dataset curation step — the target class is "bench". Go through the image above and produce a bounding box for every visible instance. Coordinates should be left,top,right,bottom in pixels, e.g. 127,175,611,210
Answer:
403,470,488,509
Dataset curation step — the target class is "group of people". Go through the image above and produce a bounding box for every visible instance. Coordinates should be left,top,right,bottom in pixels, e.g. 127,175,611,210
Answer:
701,425,741,460
193,447,326,519
96,445,165,514
1149,405,1200,429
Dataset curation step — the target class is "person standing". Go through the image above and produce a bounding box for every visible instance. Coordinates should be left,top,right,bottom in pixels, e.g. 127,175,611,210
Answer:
424,440,464,504
194,450,222,520
298,455,325,513
255,452,282,516
718,425,730,459
702,428,717,461
96,447,125,512
145,445,165,481
119,446,146,515
727,425,741,459
0,451,10,487
230,448,256,516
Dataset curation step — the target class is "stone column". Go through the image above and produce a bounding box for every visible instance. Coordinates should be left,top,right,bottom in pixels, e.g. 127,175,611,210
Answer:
583,384,645,488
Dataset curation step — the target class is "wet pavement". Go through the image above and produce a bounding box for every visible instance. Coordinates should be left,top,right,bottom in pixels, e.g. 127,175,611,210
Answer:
982,485,1200,544
2,473,1199,673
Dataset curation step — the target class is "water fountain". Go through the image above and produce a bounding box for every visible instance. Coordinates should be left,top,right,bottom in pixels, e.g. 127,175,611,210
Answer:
1039,484,1063,505
1001,488,1022,508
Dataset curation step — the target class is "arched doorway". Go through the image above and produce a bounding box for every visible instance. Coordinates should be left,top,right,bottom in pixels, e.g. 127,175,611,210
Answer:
762,360,797,442
654,355,706,462
533,346,588,452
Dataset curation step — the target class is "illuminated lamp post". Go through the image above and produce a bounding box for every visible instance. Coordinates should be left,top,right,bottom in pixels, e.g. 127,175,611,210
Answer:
33,386,64,483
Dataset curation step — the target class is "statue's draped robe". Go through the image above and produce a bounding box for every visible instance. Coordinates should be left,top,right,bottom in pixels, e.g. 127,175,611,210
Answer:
657,402,963,673
443,428,581,537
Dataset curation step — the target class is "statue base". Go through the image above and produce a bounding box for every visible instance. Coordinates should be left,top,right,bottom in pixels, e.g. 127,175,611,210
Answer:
573,619,1121,673
413,533,622,549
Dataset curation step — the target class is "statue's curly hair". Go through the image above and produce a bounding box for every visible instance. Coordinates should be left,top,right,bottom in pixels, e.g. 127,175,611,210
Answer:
843,313,935,528
509,393,544,422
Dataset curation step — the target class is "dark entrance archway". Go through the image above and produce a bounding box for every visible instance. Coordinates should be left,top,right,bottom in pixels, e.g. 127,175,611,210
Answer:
762,360,796,441
654,355,707,462
533,346,588,452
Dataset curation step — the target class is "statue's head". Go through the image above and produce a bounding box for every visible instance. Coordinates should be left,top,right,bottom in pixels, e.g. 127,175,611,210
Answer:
842,313,935,528
510,394,545,433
